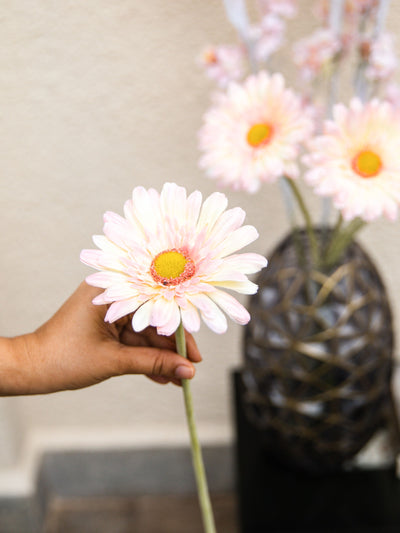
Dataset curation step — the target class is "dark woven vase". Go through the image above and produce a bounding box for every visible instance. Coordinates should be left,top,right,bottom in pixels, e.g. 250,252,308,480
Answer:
242,229,394,474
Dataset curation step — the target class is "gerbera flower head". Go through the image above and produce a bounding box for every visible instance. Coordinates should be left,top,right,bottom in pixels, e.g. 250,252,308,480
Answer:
198,44,246,88
80,183,267,336
293,28,341,82
258,0,297,19
365,33,398,82
249,14,286,63
198,71,314,193
303,98,400,222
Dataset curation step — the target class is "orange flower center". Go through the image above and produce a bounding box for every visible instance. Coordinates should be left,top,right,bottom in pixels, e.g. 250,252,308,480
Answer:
150,248,195,286
204,49,218,64
247,123,273,148
352,150,382,178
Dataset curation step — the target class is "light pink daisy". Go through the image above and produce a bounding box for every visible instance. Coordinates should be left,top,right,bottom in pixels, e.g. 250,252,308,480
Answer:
198,45,246,88
80,183,267,336
198,71,314,193
384,82,400,108
365,33,398,82
293,28,341,82
249,14,286,63
303,98,400,222
258,0,297,19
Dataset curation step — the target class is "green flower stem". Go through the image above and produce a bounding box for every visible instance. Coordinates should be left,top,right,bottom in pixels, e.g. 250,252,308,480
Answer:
323,217,366,267
284,177,319,264
175,321,216,533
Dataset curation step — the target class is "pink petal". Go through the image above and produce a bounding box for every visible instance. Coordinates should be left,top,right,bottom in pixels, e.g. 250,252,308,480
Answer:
80,249,103,269
80,249,124,272
92,292,109,305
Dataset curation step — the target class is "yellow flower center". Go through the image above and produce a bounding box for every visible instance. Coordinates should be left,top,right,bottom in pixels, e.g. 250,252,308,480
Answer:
247,123,273,148
150,248,195,286
352,150,382,178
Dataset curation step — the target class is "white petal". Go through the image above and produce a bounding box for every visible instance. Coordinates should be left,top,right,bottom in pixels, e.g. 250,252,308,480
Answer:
131,186,161,238
211,279,259,294
156,304,181,336
206,269,248,283
105,284,138,301
189,293,228,334
186,190,203,231
197,192,228,236
85,271,127,289
92,235,122,254
160,182,187,228
105,298,142,323
180,302,201,333
207,207,246,247
216,225,259,257
150,297,176,328
131,299,155,332
222,253,268,274
209,290,250,325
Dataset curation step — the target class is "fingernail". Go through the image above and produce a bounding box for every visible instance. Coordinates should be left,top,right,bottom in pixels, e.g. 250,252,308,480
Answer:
175,366,194,379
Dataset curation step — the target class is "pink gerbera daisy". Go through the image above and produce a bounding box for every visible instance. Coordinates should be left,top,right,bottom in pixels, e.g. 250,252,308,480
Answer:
303,98,400,221
80,183,267,336
198,71,313,193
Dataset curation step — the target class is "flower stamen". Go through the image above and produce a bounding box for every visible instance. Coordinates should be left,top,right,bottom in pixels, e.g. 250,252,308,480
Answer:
247,123,274,148
150,248,195,286
352,150,382,178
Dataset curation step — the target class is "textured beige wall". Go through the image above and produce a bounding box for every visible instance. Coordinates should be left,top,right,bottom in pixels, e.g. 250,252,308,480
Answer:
1,0,400,488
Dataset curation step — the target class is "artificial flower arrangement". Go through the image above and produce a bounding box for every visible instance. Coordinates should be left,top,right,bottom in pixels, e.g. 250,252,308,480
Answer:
195,0,399,476
198,0,400,267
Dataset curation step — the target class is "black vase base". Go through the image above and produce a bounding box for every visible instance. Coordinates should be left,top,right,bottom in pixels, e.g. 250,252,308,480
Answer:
233,370,400,533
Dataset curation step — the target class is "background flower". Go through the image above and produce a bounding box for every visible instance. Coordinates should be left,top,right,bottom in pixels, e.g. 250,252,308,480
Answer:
198,71,314,193
198,44,246,88
304,98,400,221
81,183,267,336
365,33,398,82
293,28,341,81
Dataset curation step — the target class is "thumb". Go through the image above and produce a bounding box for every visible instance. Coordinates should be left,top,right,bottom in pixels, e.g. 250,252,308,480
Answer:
115,345,196,380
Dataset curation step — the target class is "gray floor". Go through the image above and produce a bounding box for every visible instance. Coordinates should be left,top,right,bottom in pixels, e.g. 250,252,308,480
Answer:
43,492,238,533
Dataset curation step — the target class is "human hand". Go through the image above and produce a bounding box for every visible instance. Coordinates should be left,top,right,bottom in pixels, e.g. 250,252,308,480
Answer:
3,282,201,395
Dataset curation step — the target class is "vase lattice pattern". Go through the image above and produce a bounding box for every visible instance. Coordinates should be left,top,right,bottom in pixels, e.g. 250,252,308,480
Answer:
243,230,393,473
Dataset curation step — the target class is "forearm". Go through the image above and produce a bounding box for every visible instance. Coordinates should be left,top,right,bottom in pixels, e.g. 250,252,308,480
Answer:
0,334,36,396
